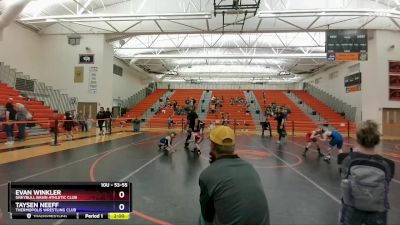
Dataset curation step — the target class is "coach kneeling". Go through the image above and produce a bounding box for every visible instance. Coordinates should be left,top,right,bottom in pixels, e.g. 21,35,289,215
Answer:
198,126,270,225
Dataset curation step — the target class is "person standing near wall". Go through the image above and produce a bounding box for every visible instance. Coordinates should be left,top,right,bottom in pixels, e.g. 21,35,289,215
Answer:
199,126,270,225
4,102,16,145
76,110,88,132
104,107,112,135
96,107,105,135
15,103,29,141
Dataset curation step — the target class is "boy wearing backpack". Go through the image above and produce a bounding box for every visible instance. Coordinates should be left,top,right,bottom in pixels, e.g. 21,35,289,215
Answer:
338,120,395,225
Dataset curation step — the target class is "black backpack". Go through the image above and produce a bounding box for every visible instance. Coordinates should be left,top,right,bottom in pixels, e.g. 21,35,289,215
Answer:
340,153,392,212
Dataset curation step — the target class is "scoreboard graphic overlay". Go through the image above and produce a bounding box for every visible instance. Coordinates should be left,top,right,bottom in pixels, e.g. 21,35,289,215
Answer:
8,182,132,220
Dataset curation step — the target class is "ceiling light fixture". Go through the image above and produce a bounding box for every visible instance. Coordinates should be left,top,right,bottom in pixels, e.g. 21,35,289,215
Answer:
19,12,212,23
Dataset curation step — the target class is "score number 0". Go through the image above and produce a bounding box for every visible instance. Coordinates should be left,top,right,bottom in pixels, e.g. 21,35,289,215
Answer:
118,191,126,211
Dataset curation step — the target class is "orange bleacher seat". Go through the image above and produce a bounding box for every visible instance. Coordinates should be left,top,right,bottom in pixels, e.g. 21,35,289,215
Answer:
124,89,167,119
292,90,355,134
147,89,203,128
0,81,62,139
206,90,256,130
254,90,318,132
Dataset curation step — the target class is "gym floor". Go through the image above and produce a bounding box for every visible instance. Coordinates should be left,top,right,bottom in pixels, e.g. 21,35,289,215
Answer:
0,131,399,225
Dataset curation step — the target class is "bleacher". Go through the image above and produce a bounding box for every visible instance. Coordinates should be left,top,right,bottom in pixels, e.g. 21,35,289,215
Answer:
292,90,355,133
206,90,256,130
123,89,167,119
0,82,56,140
254,90,318,132
146,89,203,128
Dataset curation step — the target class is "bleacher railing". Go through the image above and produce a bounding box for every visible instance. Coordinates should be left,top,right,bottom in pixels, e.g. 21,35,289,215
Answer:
0,117,357,143
303,83,358,122
122,85,159,109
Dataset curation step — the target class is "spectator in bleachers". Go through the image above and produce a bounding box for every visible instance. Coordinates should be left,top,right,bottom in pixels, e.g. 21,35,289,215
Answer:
15,103,28,141
221,115,227,126
192,97,197,109
245,103,251,114
76,110,88,132
210,103,216,114
4,102,16,145
271,103,277,112
209,121,216,131
230,97,235,105
168,116,175,130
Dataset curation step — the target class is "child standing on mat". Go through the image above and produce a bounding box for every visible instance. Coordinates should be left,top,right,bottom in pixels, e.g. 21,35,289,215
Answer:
303,128,324,157
185,128,203,155
319,129,344,162
159,132,176,153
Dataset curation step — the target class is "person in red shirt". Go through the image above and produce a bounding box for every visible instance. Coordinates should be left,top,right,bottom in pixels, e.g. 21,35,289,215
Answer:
303,128,324,157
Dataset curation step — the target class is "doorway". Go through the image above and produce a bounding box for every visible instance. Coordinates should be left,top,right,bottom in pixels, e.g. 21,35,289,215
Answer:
77,102,97,119
382,108,400,137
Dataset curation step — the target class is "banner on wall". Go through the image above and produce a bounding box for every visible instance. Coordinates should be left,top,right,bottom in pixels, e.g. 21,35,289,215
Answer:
74,66,84,83
88,67,98,94
389,61,400,101
344,72,361,93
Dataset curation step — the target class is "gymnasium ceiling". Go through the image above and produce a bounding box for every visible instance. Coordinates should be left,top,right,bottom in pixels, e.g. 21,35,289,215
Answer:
6,0,400,83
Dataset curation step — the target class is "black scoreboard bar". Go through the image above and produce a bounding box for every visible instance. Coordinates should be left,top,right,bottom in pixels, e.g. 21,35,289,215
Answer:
8,182,132,220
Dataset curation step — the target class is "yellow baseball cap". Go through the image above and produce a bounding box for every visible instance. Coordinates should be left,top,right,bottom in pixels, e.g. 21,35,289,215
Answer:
209,126,236,146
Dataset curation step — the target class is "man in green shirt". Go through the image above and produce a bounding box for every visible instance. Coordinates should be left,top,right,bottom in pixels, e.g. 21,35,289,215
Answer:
199,126,270,225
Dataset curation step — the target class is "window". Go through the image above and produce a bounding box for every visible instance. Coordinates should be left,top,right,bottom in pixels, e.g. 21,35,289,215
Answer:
15,78,35,92
68,37,80,45
113,64,123,76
